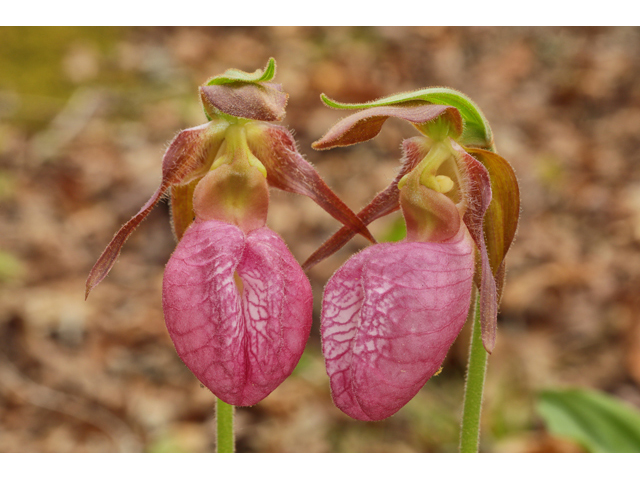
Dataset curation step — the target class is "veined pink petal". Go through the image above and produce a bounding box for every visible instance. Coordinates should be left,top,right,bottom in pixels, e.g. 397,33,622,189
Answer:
162,219,313,406
321,226,474,421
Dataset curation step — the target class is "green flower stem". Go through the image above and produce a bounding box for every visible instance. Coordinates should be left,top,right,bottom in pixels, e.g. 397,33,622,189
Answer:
459,292,488,453
216,398,235,453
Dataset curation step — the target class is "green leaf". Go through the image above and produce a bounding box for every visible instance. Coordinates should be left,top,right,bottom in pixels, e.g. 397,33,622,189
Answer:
321,87,494,150
537,388,640,453
205,58,276,86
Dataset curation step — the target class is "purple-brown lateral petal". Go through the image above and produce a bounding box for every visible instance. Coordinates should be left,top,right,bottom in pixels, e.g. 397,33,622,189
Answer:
312,103,462,150
455,144,497,353
200,82,288,122
245,122,375,243
162,219,313,406
302,137,430,270
85,123,224,299
465,148,520,300
321,227,474,421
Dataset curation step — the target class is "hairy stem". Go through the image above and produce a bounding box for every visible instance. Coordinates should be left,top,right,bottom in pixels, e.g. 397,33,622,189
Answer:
459,292,488,453
216,398,235,453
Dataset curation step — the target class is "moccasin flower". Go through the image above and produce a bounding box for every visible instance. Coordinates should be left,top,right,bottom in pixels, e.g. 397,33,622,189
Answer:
306,90,520,421
86,59,373,406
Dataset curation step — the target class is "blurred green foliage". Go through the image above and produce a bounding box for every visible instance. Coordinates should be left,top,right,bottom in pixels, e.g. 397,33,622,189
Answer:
0,27,126,130
381,215,407,243
0,169,16,200
538,388,640,453
0,249,26,284
0,27,122,96
535,154,566,191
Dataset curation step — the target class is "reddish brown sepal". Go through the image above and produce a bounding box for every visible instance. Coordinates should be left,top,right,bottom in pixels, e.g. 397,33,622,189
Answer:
200,82,288,122
312,103,462,150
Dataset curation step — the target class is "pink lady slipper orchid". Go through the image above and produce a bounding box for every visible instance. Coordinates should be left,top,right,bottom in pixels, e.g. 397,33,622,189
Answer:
86,59,373,406
305,90,520,421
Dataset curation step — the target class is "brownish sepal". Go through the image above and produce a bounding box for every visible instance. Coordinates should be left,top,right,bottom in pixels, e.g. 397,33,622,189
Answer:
312,102,462,150
200,82,288,122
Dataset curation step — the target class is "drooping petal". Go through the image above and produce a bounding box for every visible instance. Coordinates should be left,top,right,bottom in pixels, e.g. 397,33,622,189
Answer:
85,121,227,299
162,219,313,406
245,122,375,243
465,147,520,299
321,226,475,421
312,103,462,150
454,144,498,353
302,136,430,270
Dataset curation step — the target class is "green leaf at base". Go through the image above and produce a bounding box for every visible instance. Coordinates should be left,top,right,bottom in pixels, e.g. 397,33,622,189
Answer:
538,388,640,453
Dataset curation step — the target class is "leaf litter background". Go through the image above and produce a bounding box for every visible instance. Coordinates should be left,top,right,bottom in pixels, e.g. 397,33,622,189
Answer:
1,26,640,453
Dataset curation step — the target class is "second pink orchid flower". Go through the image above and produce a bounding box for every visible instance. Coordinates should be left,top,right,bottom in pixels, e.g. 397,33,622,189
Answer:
307,91,520,421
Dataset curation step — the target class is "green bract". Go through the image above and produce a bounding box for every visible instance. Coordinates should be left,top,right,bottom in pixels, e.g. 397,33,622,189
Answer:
205,57,276,85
